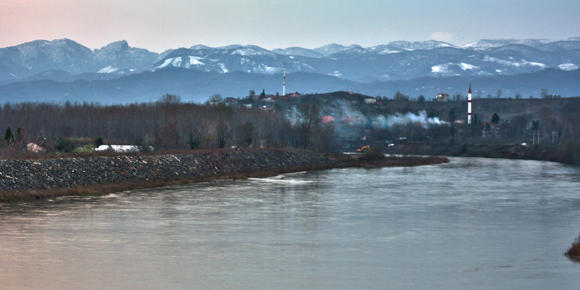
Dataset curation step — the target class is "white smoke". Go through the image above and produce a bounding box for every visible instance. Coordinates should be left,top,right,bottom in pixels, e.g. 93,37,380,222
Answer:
379,110,448,129
337,100,362,117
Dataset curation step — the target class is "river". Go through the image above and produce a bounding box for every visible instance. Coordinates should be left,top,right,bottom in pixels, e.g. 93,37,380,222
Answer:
1,157,579,290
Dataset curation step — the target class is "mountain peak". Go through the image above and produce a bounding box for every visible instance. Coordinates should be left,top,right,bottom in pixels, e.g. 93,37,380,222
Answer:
98,40,130,52
314,44,352,57
386,40,455,50
462,38,552,50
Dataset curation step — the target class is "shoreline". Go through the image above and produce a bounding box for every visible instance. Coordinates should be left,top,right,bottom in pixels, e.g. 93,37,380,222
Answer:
0,149,448,202
383,142,579,165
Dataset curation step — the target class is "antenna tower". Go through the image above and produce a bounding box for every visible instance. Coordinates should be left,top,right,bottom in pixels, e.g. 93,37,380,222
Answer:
283,64,286,96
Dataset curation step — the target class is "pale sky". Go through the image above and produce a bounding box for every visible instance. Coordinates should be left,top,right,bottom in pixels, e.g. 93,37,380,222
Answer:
1,0,579,52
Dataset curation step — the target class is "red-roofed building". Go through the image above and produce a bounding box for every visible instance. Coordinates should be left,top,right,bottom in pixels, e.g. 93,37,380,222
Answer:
322,115,335,124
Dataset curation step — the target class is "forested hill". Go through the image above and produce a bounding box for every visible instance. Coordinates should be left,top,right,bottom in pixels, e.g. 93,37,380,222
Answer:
1,67,579,104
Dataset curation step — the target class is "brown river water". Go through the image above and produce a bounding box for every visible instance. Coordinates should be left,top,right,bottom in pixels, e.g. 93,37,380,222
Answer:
1,157,580,289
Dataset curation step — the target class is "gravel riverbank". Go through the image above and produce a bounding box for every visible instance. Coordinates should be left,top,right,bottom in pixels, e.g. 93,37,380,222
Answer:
0,149,448,202
0,149,332,194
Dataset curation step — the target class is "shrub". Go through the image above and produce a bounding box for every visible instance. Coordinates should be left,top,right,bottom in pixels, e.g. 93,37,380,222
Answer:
94,137,103,148
559,138,580,165
359,146,385,161
565,232,580,262
55,138,76,153
75,144,95,153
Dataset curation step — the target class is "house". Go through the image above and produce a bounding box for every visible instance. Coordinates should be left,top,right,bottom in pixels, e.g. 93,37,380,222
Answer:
364,97,377,104
322,115,335,124
482,121,500,137
435,93,449,101
26,142,46,153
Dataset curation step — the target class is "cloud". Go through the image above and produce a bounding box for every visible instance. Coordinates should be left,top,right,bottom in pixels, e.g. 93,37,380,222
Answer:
430,32,454,43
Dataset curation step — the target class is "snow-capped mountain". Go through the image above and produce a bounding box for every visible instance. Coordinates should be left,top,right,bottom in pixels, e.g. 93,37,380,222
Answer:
0,38,163,82
149,45,317,76
313,44,361,57
92,40,161,74
272,47,324,58
0,39,93,80
462,38,553,50
1,37,580,85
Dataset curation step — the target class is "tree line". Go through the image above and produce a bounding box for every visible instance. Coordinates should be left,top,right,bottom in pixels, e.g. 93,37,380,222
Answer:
0,94,335,156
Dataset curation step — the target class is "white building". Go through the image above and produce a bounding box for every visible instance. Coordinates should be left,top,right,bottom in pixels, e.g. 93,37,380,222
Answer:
364,97,377,104
95,145,153,152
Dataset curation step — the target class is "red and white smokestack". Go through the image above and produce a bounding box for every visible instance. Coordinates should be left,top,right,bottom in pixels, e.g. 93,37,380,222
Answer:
468,84,472,125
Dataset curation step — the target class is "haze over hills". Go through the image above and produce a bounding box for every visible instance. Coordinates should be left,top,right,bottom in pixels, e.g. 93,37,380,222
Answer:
0,37,579,103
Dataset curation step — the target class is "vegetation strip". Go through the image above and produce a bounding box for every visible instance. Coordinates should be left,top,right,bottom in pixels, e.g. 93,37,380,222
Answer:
0,149,448,202
565,233,580,263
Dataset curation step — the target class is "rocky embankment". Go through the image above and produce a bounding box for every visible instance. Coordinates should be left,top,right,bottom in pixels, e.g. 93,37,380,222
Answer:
0,149,450,202
0,149,333,194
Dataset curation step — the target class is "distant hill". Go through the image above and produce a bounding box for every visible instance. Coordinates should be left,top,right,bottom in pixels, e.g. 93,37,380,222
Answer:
1,66,579,104
0,68,356,103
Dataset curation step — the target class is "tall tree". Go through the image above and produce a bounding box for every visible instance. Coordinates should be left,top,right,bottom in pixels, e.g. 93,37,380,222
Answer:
297,102,320,149
532,120,540,144
15,126,23,143
238,121,254,148
209,93,223,102
491,113,500,124
158,94,181,104
4,127,13,145
447,109,456,137
417,95,425,103
393,91,409,101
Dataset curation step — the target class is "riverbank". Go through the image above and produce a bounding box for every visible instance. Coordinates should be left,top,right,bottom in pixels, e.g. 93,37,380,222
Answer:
0,149,449,202
383,141,580,165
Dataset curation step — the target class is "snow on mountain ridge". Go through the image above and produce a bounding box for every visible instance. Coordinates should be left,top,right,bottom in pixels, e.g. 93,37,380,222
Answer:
385,40,455,51
272,47,324,58
97,66,118,73
431,63,480,75
3,37,580,84
313,44,353,57
558,63,579,71
188,56,205,67
482,56,547,68
463,38,554,50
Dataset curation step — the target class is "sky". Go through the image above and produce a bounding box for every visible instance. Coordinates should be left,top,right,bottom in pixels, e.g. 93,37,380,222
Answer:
1,0,580,52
